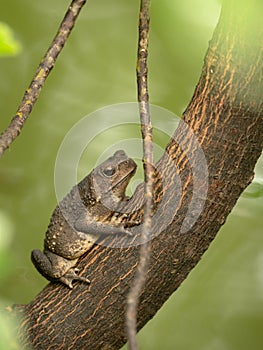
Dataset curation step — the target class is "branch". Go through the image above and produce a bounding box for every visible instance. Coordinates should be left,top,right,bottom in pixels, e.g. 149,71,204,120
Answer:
126,1,153,349
13,0,263,349
0,0,86,157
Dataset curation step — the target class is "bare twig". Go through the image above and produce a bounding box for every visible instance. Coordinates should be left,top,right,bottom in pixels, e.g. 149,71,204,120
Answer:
0,0,86,157
126,1,153,349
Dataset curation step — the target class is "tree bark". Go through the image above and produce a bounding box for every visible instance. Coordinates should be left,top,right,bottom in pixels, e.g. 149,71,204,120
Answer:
14,1,263,349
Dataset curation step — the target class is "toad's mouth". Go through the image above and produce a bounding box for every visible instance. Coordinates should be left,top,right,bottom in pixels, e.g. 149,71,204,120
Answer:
108,165,137,194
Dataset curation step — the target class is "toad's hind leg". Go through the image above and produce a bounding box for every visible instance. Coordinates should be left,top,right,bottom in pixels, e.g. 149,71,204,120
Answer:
31,249,77,280
31,249,90,288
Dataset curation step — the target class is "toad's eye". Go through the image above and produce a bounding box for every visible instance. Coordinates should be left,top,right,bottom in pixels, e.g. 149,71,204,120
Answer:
103,166,116,177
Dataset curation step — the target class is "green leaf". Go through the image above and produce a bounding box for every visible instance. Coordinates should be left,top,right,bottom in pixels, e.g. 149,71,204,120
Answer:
0,22,22,57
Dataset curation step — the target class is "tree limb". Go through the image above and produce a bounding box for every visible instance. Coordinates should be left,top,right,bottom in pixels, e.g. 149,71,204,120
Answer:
13,0,263,349
126,1,153,349
0,0,86,157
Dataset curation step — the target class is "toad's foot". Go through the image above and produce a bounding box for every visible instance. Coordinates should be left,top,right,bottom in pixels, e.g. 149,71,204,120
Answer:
59,268,90,289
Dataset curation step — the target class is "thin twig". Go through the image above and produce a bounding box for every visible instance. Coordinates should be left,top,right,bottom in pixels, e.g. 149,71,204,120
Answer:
0,0,86,157
126,1,153,349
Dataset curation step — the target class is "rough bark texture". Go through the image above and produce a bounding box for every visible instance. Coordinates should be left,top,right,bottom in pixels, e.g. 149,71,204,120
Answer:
14,1,263,349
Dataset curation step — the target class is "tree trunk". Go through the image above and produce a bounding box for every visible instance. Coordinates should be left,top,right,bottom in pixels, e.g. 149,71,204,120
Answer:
14,1,263,349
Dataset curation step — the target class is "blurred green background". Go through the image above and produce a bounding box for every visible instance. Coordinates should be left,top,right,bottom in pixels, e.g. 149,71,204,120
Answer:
0,0,262,349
